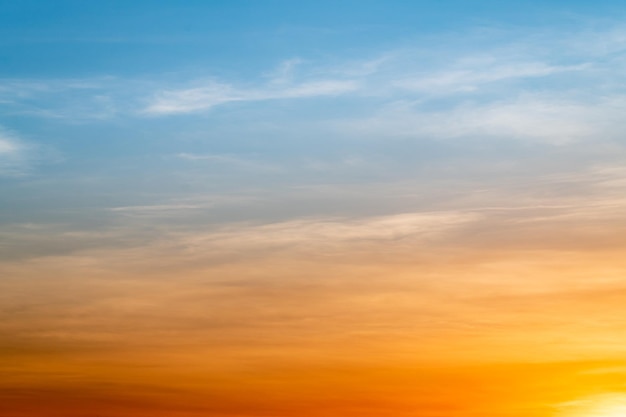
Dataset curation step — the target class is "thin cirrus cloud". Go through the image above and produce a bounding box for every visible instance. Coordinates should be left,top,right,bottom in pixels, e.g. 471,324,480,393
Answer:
142,78,359,115
131,27,626,147
0,77,121,120
391,61,590,94
172,210,479,257
176,152,282,172
139,57,579,116
1,26,625,132
335,95,626,144
3,203,626,364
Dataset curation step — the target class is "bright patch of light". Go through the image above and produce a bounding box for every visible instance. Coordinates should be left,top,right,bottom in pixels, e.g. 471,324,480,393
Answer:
557,394,626,417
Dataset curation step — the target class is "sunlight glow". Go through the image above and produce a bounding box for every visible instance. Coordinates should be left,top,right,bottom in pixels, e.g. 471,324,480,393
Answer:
558,394,626,417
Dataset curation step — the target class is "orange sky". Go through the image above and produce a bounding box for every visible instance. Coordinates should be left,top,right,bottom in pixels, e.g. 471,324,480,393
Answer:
3,203,626,416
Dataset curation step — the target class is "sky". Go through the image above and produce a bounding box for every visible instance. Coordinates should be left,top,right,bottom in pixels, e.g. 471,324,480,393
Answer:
3,1,626,416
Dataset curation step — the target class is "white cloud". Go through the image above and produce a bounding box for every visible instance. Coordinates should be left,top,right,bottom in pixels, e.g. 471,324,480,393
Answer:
0,128,30,176
143,77,358,115
4,23,626,148
138,25,626,123
142,81,236,114
392,62,589,94
266,58,303,85
337,94,626,144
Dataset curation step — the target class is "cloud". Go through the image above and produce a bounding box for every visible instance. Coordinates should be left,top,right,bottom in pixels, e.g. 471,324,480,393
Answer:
4,206,626,363
0,127,31,176
175,152,282,172
265,57,303,85
317,27,626,144
143,77,358,115
392,61,589,94
177,211,478,255
132,23,626,151
0,77,122,120
0,135,20,154
4,24,626,128
110,204,202,216
336,94,626,144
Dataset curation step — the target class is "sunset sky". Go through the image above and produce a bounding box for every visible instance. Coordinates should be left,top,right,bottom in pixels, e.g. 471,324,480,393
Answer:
3,1,626,416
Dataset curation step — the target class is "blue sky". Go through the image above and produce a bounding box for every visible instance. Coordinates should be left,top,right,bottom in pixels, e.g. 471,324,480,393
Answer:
1,0,622,78
2,0,626,251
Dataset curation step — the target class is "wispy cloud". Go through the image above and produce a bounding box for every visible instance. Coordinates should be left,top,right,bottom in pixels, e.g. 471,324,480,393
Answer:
392,61,589,94
178,211,478,255
0,127,31,176
110,204,202,215
0,77,124,120
131,23,626,149
337,94,626,144
143,74,358,115
176,152,282,173
4,25,626,128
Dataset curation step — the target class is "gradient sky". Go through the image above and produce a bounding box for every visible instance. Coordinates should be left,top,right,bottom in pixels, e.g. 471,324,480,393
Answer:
3,1,626,416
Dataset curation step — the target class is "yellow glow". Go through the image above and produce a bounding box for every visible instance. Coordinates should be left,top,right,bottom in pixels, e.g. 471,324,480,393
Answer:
558,394,626,417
